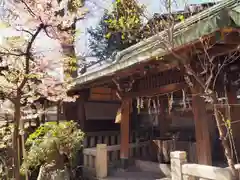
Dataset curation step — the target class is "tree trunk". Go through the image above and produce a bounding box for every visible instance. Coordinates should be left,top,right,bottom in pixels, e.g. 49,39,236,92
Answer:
212,94,239,179
35,117,40,127
12,98,21,180
20,122,28,180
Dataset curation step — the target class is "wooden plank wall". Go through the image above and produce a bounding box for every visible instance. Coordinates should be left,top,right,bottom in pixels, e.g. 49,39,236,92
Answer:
84,87,121,132
89,87,119,101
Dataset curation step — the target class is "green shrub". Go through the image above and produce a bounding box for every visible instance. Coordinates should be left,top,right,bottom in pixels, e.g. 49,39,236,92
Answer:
0,124,14,179
0,124,13,149
21,121,84,175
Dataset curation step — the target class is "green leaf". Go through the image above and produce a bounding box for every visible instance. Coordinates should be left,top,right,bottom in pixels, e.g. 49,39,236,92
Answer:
105,32,111,39
121,33,125,40
135,18,140,24
155,56,163,61
225,119,231,128
71,67,77,71
177,15,185,22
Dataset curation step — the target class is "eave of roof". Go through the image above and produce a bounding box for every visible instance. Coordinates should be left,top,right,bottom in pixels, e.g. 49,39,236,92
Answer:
74,0,239,88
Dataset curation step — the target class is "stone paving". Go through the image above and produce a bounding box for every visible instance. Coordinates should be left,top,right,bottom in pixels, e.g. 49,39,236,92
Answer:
105,166,170,180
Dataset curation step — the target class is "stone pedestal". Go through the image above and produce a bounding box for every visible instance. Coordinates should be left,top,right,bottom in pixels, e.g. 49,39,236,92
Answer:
170,151,187,180
96,144,107,178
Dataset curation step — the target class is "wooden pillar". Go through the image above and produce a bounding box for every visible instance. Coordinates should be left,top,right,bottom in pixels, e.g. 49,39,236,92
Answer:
41,99,47,124
57,101,61,123
76,89,89,131
120,98,131,169
191,93,212,165
77,97,86,130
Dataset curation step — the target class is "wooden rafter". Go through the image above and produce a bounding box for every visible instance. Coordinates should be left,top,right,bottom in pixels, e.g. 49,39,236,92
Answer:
199,44,239,59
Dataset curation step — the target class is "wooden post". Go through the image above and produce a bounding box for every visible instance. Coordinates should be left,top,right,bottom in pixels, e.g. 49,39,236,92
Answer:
191,94,212,165
41,99,47,124
77,97,86,130
57,101,61,123
96,144,107,178
120,98,131,169
76,90,89,130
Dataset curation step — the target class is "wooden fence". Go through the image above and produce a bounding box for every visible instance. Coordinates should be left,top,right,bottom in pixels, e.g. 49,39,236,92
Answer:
83,130,150,148
82,131,197,179
83,131,120,148
83,142,149,178
152,139,196,163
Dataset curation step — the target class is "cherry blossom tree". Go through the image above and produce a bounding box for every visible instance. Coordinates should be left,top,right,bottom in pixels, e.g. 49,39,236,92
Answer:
0,0,86,179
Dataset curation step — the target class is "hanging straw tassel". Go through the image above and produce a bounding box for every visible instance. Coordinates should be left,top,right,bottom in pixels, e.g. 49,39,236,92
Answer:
157,96,161,115
115,106,122,123
148,98,151,115
182,89,187,111
168,93,173,114
153,98,157,115
140,97,144,109
137,97,141,114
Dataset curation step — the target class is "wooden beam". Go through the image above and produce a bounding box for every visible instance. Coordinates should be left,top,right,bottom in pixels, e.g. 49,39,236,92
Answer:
124,82,186,98
191,90,212,165
184,31,240,59
202,44,239,58
222,31,240,45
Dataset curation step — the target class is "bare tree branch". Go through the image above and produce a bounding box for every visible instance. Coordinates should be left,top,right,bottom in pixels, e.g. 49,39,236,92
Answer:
18,24,45,90
20,0,36,17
